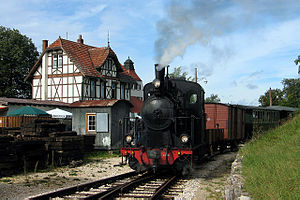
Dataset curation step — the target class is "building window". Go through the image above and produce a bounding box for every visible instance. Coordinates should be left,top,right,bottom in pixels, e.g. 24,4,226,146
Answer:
190,94,197,104
133,83,138,90
86,113,96,132
53,54,57,69
90,80,96,98
100,58,117,77
108,59,112,71
120,83,125,99
112,82,117,99
58,54,63,67
52,52,63,69
100,81,106,98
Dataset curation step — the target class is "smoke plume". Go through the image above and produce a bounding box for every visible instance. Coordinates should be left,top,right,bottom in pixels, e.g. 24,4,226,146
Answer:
155,0,300,69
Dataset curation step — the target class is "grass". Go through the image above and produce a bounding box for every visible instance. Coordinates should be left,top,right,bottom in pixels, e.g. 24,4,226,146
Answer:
240,114,300,200
0,179,12,183
83,150,120,162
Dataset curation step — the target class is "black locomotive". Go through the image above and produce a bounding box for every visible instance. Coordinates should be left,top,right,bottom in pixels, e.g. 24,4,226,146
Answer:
121,64,207,174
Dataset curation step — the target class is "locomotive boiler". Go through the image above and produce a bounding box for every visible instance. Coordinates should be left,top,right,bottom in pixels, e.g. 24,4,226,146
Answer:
120,64,207,174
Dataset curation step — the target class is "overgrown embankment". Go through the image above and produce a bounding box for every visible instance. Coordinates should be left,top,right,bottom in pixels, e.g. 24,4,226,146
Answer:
240,114,300,199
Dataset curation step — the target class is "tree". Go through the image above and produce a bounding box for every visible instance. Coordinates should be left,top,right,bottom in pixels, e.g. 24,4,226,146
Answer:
258,88,284,107
0,26,39,98
280,78,300,108
169,66,194,81
205,94,221,103
294,55,300,74
258,79,300,108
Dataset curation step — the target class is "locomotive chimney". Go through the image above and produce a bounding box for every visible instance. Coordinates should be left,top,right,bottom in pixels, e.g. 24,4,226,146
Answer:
155,64,165,81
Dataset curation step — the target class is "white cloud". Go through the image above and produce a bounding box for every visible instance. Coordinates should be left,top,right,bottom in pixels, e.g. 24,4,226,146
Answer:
1,0,300,106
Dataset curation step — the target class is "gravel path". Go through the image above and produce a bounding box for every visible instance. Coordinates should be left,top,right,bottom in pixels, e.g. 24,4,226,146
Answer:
0,152,236,200
0,157,133,200
177,152,237,200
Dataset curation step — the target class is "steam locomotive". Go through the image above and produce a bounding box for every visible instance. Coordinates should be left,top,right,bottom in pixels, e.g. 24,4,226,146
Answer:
120,64,291,174
120,64,209,174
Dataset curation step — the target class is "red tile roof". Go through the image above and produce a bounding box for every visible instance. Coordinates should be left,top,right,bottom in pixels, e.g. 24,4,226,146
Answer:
89,47,110,68
70,99,132,108
26,37,140,82
121,64,142,81
130,96,143,114
128,70,142,81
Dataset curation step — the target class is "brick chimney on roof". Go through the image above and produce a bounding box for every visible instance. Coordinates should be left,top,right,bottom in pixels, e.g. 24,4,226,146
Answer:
42,40,48,52
77,35,84,44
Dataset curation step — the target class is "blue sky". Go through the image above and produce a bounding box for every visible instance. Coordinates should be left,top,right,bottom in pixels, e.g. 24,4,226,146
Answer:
1,0,300,105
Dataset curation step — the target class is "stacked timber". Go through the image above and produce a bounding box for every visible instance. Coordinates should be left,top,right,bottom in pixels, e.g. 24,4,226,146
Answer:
0,127,7,135
21,119,65,137
83,135,96,152
0,119,87,176
47,131,84,166
6,127,21,136
14,140,47,171
0,135,17,177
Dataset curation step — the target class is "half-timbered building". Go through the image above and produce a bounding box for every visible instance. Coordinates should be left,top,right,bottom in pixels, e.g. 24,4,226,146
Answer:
25,35,142,103
25,35,143,149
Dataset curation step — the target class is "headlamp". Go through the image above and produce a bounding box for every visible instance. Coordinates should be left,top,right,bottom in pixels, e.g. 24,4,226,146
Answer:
152,79,161,88
125,135,132,143
181,135,189,143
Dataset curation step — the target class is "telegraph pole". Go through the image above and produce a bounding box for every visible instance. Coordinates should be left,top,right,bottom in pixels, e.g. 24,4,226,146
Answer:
195,68,198,83
269,87,272,106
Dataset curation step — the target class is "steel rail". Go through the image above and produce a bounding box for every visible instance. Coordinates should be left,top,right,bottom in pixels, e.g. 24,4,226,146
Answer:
150,175,179,200
28,171,137,200
96,172,156,200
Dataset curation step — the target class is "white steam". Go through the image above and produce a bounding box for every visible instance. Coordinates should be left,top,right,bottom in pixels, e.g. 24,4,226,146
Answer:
155,0,300,69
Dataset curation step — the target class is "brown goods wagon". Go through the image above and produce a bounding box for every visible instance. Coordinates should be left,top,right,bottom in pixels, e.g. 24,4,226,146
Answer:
205,103,245,141
205,129,224,145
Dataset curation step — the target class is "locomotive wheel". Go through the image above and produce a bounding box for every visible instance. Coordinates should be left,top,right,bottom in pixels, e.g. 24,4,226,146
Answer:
174,155,192,176
219,143,227,153
230,140,238,152
128,156,146,172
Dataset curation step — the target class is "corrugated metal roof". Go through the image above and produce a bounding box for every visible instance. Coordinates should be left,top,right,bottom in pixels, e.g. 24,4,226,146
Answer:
0,97,70,107
69,99,132,108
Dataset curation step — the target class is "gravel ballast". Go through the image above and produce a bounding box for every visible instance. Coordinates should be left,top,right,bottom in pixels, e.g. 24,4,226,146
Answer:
0,153,236,200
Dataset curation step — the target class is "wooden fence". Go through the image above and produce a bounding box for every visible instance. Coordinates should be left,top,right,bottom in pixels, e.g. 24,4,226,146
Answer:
0,116,50,128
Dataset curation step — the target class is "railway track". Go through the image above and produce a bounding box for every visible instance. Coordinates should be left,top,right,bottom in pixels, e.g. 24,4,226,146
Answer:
28,171,183,200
